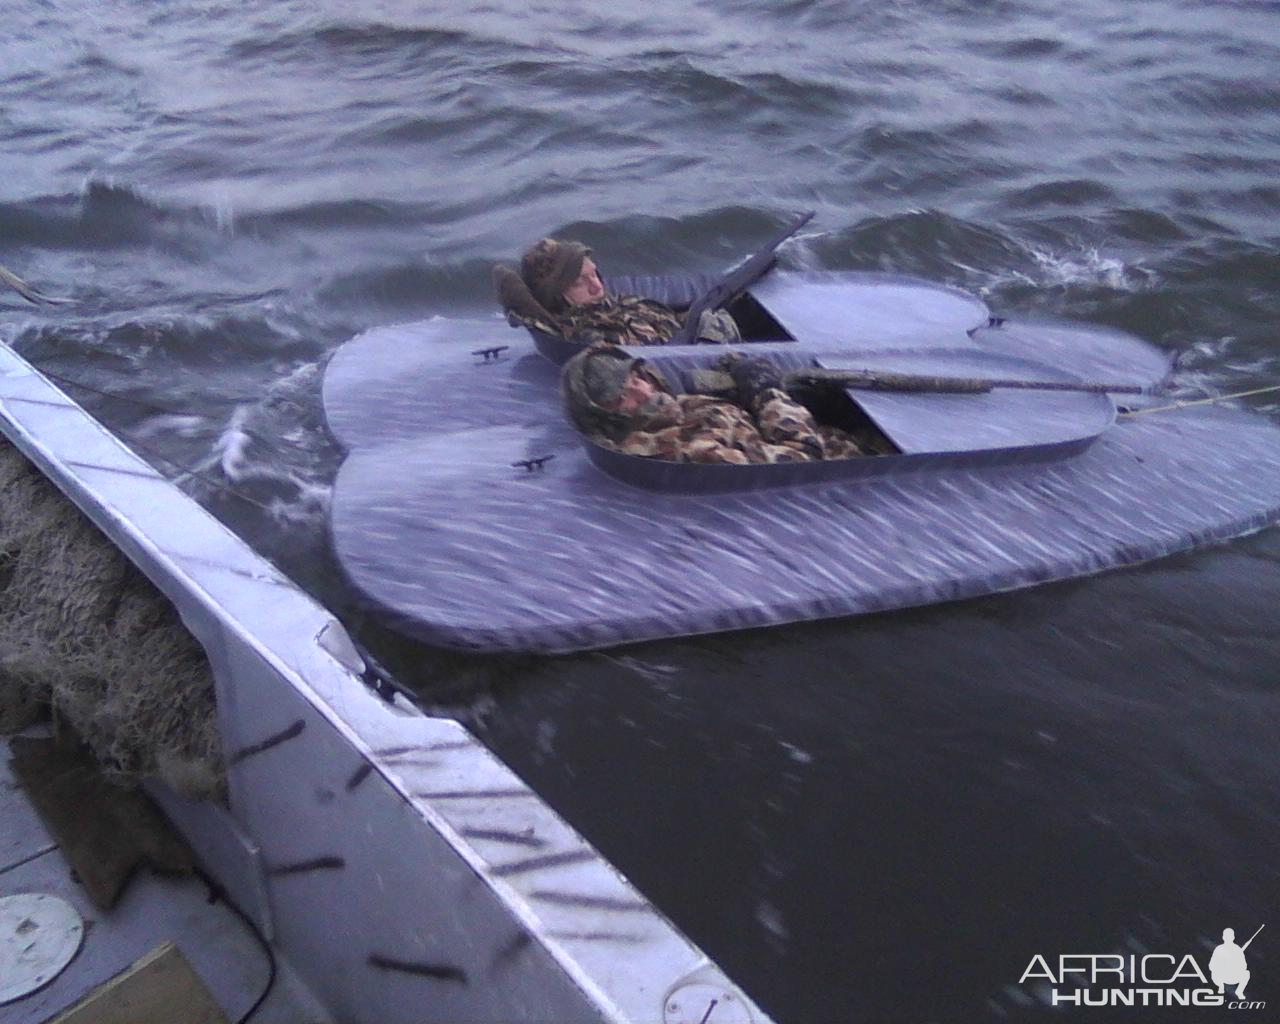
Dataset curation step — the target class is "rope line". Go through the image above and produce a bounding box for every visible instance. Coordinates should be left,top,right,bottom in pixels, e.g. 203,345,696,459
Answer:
33,367,290,517
37,367,276,446
1119,383,1280,418
123,434,286,517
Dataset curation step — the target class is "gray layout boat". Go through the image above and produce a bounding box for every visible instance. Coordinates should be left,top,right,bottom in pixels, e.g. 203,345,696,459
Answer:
323,272,1280,653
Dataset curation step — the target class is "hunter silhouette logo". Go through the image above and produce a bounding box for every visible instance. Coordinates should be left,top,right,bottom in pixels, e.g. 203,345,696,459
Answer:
1210,925,1263,999
1019,924,1266,1009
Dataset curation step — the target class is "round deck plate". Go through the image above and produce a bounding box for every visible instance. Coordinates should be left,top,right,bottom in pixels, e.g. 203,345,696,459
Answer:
664,981,753,1024
0,893,85,1005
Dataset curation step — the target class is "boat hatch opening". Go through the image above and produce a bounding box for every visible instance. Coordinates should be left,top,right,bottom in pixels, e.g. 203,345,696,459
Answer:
784,378,900,455
725,290,797,343
644,351,898,454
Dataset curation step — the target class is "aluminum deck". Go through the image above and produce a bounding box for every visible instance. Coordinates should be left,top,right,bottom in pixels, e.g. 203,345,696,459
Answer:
1,731,329,1023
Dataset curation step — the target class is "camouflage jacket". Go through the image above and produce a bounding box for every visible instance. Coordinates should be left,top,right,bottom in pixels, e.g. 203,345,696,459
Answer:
607,388,864,464
509,292,743,346
556,294,685,346
508,293,684,346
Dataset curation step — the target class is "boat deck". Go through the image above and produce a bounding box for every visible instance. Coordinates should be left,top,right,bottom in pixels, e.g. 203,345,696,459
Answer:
1,730,331,1024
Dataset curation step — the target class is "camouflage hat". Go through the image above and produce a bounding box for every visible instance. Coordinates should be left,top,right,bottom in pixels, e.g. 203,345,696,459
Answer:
582,349,640,407
562,345,650,443
520,238,591,313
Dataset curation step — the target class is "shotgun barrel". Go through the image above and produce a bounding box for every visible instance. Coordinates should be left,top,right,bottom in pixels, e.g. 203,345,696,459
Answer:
687,366,1148,397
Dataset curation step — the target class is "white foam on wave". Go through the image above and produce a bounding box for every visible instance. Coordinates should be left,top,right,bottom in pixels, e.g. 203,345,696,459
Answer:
263,479,333,526
130,413,207,440
189,361,337,526
781,229,828,271
215,404,255,480
1032,246,1159,291
975,244,1159,296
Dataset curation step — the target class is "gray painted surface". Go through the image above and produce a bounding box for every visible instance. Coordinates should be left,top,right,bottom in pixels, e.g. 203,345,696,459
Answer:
0,747,56,872
0,779,329,1024
323,273,1278,654
809,350,1114,454
749,270,991,349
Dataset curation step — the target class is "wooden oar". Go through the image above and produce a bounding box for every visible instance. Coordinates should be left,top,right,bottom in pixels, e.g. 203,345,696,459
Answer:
688,366,1149,397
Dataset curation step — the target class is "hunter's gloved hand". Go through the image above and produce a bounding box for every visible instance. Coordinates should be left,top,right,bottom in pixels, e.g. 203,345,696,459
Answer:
722,354,784,409
691,308,741,344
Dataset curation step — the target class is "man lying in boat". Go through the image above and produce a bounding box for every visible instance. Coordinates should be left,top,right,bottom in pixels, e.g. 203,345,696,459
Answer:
563,345,870,464
493,237,740,346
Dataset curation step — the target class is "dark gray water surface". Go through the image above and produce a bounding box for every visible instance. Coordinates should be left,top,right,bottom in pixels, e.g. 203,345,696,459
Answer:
3,2,1278,1021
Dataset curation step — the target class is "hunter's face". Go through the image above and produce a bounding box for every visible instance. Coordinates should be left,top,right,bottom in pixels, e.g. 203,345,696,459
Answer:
613,369,657,413
562,257,605,306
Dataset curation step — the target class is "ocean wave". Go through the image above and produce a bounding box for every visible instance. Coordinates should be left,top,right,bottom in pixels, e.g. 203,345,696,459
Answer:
965,239,1168,332
6,181,479,245
143,360,339,543
965,35,1066,60
1161,238,1280,289
229,22,469,61
486,52,863,127
550,206,798,272
317,258,497,314
242,197,410,232
73,45,144,81
1097,208,1191,243
1158,73,1280,116
0,180,229,252
1003,179,1119,210
14,306,327,372
810,210,1197,337
225,17,550,71
807,210,1027,283
1025,247,1151,291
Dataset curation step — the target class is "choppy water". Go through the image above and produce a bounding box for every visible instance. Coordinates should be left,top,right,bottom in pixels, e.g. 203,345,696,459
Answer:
3,2,1278,1020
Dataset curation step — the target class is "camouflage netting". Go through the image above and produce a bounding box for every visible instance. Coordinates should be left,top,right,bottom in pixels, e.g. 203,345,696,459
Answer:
0,437,224,800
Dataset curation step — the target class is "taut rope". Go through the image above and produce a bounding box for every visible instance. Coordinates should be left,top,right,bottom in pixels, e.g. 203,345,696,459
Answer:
1119,383,1280,418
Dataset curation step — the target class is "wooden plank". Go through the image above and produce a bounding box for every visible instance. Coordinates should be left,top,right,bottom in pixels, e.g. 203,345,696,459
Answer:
49,941,230,1024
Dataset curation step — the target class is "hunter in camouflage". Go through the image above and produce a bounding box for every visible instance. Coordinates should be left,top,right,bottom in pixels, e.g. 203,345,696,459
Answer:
493,237,739,346
562,345,866,465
